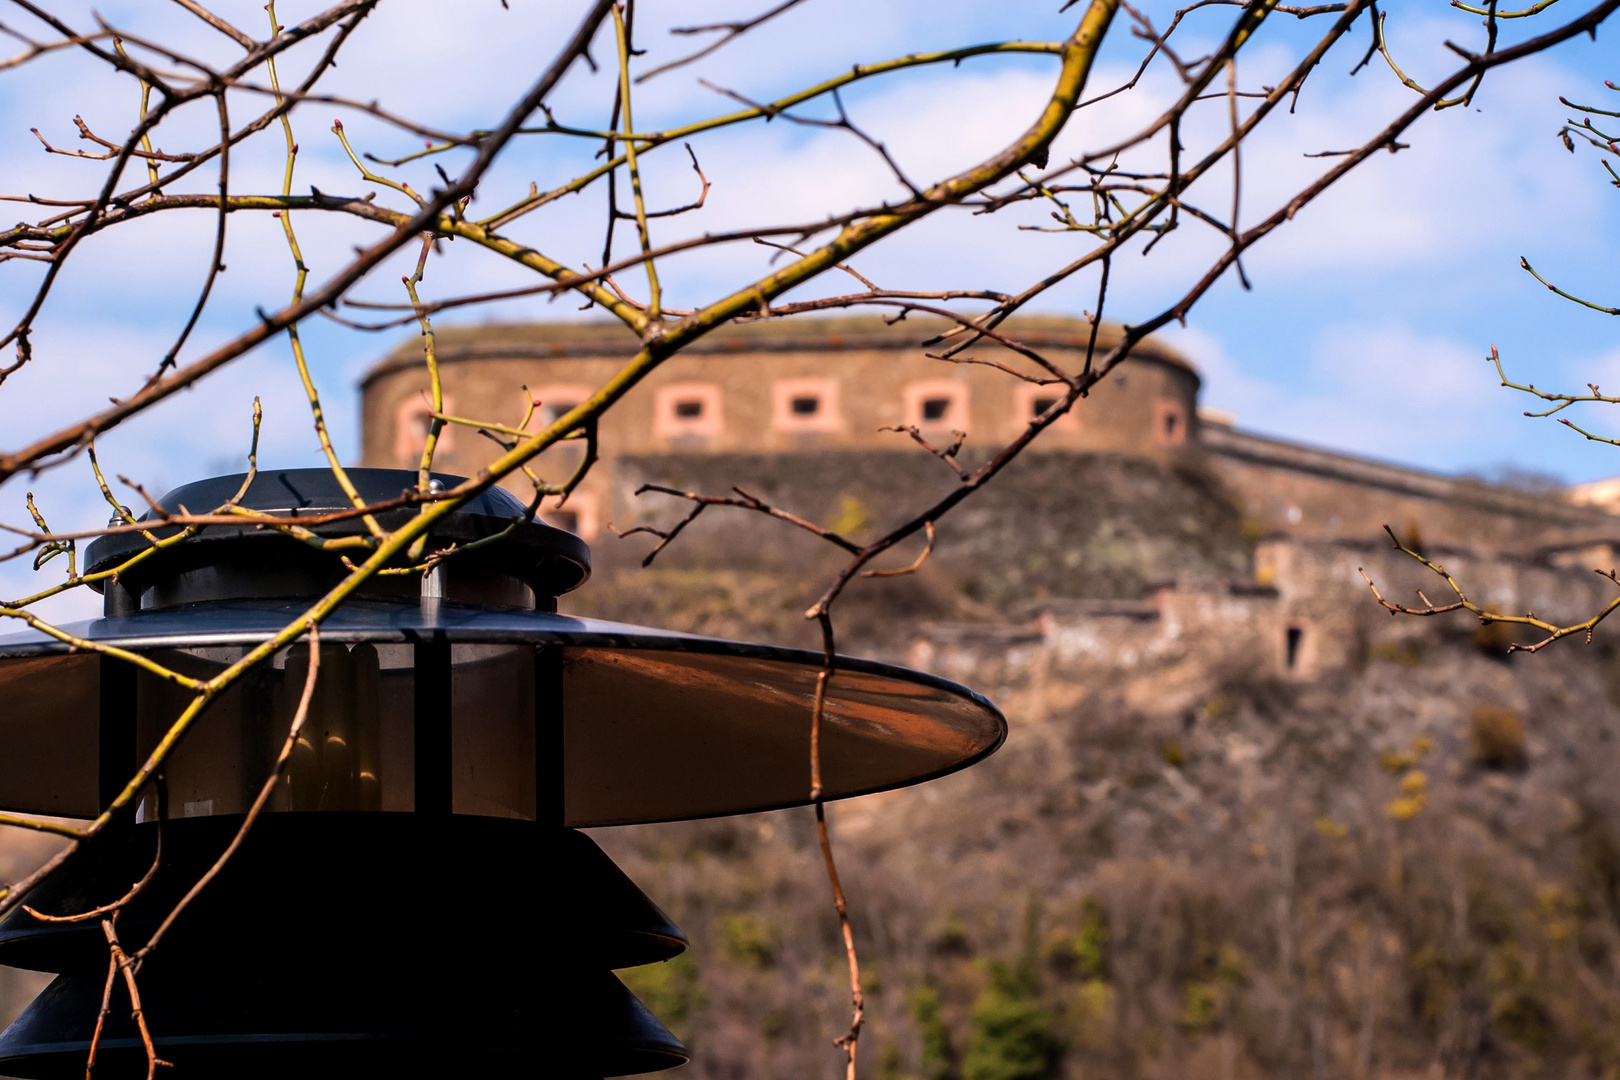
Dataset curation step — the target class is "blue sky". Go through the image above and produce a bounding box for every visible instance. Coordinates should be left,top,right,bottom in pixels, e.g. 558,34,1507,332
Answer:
0,0,1615,617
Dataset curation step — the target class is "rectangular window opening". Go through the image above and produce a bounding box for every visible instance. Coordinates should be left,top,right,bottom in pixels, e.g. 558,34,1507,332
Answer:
542,401,579,425
1285,626,1303,670
1032,396,1058,417
921,397,951,422
790,395,821,416
674,399,705,419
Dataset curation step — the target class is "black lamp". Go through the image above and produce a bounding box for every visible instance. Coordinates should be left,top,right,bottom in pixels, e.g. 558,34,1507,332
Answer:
0,469,1004,1077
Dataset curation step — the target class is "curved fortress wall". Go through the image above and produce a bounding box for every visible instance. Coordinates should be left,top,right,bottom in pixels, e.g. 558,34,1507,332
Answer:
361,317,1201,542
362,316,1200,463
361,316,1608,560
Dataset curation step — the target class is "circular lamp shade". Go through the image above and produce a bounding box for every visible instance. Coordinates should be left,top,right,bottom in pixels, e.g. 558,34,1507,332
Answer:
0,469,1004,826
0,469,1005,1079
0,604,1003,826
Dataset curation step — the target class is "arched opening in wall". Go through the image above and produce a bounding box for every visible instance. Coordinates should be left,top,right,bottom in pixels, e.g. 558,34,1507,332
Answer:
773,377,841,434
903,381,970,433
1285,625,1304,671
393,394,455,465
654,383,723,442
1153,399,1188,446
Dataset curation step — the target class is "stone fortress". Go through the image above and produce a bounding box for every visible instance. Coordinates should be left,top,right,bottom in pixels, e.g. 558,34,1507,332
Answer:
358,317,1620,1078
359,315,1620,684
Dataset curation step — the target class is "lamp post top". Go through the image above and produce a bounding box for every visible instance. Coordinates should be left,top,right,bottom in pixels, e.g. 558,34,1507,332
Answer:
81,468,591,610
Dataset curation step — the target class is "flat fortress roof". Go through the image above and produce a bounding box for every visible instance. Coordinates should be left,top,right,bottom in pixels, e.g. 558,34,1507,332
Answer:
361,315,1200,388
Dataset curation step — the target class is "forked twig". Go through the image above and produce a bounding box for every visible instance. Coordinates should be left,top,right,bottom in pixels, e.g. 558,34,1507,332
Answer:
879,425,969,478
861,521,936,578
1361,526,1620,651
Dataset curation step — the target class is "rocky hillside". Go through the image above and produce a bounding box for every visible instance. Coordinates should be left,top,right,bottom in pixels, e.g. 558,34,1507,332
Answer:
577,452,1620,1080
586,449,1253,651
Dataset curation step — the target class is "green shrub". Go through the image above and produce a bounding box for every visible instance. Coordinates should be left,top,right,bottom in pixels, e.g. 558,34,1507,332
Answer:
1179,981,1222,1035
719,912,779,970
910,985,955,1080
1069,979,1116,1052
878,1040,906,1080
963,966,1055,1080
1074,900,1109,982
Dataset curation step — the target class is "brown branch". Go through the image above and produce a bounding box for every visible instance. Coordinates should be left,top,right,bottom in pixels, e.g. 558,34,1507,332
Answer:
21,819,161,925
166,0,256,49
801,613,864,1080
151,88,231,383
1225,56,1252,290
614,483,862,567
28,118,194,162
0,22,111,73
1360,527,1620,651
861,521,936,577
698,79,924,197
635,0,809,82
642,143,709,218
102,919,169,1079
952,0,1376,353
85,949,118,1076
879,425,969,478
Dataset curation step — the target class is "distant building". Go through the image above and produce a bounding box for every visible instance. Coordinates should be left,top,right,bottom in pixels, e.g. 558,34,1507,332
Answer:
1571,475,1620,514
362,315,1611,549
360,315,1620,678
363,317,1197,543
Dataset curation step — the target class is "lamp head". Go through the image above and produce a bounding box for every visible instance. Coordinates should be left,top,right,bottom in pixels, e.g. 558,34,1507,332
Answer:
0,469,1005,1076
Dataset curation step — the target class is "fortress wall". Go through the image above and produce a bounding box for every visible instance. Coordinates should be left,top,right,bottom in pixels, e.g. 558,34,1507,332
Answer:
909,537,1620,711
1203,423,1614,554
362,348,1199,463
359,322,1202,488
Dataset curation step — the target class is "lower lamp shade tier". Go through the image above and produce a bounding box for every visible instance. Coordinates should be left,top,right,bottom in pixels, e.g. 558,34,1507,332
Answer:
0,965,684,1079
0,815,688,1078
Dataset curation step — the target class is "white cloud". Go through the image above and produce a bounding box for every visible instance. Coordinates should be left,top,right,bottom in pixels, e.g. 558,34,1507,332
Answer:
1170,320,1504,448
1161,320,1620,481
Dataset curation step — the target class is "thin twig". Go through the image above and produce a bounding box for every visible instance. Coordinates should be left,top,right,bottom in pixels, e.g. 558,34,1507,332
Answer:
134,624,321,965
